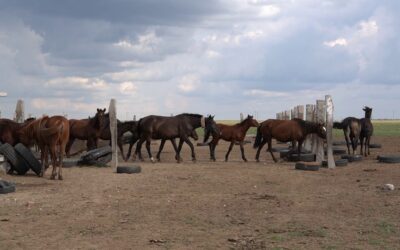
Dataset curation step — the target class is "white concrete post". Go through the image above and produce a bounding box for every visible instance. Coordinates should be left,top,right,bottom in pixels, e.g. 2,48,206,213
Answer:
109,99,118,169
325,95,335,168
14,99,25,123
314,100,325,162
304,104,315,151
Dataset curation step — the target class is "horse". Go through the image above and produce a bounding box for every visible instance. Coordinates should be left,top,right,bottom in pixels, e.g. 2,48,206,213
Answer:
65,108,106,156
203,115,259,162
133,114,219,163
360,106,373,156
253,118,326,162
99,114,139,161
0,118,27,146
18,116,70,180
333,117,362,155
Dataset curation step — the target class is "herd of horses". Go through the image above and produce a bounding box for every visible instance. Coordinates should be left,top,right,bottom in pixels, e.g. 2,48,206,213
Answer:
0,106,374,180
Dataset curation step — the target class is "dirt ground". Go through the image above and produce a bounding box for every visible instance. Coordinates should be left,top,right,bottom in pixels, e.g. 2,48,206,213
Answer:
1,136,400,250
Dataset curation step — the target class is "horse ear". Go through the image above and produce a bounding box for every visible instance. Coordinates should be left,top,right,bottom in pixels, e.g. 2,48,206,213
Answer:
103,108,106,112
97,108,100,112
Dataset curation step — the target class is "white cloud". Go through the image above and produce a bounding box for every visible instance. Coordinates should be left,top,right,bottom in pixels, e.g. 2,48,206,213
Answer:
119,81,137,95
259,5,281,17
358,20,379,37
46,77,108,90
178,74,200,93
324,38,348,47
114,31,159,54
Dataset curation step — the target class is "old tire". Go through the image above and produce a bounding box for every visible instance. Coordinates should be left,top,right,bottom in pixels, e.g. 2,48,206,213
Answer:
116,166,141,174
295,162,320,171
369,143,382,149
0,180,16,194
341,154,363,162
14,143,42,176
271,147,290,153
287,153,316,162
0,143,29,175
81,146,112,162
322,159,348,167
377,155,400,163
62,159,79,168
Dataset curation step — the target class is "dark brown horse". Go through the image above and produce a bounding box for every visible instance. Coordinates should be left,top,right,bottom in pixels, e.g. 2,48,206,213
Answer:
99,114,139,161
18,116,70,179
204,115,259,162
66,108,106,156
133,114,218,163
334,117,361,155
253,118,326,162
360,106,373,156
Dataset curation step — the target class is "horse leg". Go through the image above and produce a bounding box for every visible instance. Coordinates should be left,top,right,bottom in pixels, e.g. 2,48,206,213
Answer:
359,136,364,156
134,137,146,161
156,139,166,162
344,129,351,155
182,136,196,162
255,139,267,162
49,146,57,180
65,138,75,157
126,138,138,161
297,139,304,161
239,141,247,162
169,139,180,163
267,139,278,162
145,139,155,163
39,146,47,177
225,141,234,162
117,138,125,161
177,139,184,163
367,136,371,155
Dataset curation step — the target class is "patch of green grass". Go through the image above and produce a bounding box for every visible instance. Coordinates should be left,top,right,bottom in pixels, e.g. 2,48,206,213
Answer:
376,221,397,236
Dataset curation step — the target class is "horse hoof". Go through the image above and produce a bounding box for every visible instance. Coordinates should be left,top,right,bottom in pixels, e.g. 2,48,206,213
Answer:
58,175,63,180
50,175,55,180
243,159,248,162
256,159,260,163
150,157,156,163
224,159,228,162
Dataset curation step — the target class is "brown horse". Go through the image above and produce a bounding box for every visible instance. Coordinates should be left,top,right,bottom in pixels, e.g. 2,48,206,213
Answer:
18,116,70,179
204,115,259,162
333,117,361,155
360,106,373,156
66,108,106,156
253,118,326,162
0,118,27,145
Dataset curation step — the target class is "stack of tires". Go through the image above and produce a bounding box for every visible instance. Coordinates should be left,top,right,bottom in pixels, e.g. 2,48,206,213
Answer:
0,143,41,176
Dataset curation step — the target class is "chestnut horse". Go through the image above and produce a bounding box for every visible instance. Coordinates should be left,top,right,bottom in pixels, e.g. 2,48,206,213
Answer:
18,116,70,179
204,115,259,162
253,118,326,162
66,108,106,156
360,106,373,156
334,117,361,155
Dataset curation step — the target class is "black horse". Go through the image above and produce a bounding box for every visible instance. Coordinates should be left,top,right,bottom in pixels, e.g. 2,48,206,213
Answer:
99,114,139,161
133,114,218,163
333,117,362,155
360,106,373,156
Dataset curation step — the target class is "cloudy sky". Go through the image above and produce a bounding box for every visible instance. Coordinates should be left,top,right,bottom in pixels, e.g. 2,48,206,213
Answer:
0,0,399,120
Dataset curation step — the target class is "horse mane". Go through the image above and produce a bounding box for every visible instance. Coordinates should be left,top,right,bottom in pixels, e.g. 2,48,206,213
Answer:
292,118,317,130
177,113,202,118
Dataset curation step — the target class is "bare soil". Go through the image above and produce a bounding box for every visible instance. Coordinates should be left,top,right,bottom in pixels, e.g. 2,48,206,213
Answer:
1,136,400,249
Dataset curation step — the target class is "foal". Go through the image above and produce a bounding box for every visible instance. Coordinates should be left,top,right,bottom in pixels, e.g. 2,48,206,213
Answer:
205,115,259,162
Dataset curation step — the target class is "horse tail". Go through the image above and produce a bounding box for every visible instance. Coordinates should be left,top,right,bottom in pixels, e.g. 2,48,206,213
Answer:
333,121,343,129
253,125,262,149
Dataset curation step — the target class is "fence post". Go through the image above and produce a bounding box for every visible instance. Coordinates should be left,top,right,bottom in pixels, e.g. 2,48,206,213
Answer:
240,113,244,122
304,104,315,151
325,95,335,168
314,100,325,162
109,99,118,169
14,99,24,123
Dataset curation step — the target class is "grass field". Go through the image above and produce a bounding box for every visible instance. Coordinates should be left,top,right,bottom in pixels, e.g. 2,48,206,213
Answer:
196,119,400,137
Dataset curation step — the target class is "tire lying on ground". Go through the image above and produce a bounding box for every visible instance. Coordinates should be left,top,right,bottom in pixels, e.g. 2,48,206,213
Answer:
287,153,316,162
0,180,16,194
369,143,382,149
14,143,42,176
80,146,112,162
295,161,321,171
341,154,363,162
0,143,29,175
62,159,80,168
322,159,348,167
333,141,347,146
116,166,141,174
377,155,400,163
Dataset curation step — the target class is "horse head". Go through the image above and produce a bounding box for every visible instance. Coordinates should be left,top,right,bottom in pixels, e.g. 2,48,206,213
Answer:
317,122,327,139
203,115,220,143
362,106,373,118
245,115,259,127
95,108,107,129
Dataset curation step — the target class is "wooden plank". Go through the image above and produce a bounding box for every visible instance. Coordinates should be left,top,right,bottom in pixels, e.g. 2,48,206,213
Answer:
325,95,335,168
314,100,325,162
109,99,118,169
